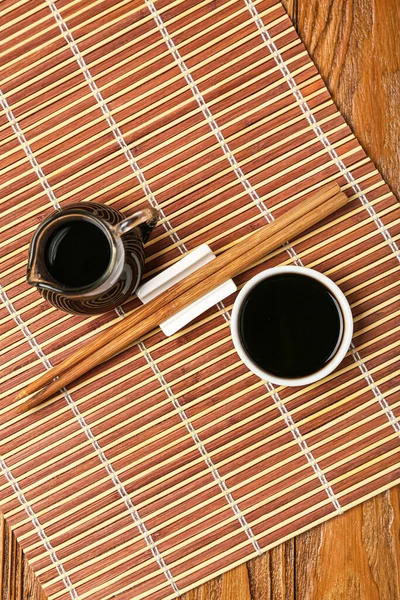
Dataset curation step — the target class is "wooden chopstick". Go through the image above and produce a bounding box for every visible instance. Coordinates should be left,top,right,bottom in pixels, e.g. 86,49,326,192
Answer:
15,184,347,413
16,182,339,402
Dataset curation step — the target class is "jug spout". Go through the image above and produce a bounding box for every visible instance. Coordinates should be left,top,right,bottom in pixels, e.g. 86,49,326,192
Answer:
26,263,55,289
27,270,40,286
26,223,59,290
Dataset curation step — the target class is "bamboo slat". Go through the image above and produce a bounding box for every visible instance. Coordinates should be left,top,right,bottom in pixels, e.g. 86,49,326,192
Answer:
1,1,400,599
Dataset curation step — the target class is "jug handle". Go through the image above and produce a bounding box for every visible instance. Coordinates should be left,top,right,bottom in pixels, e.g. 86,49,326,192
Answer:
114,208,159,241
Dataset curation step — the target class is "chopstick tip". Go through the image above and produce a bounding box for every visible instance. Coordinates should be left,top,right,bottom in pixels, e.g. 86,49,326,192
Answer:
14,389,28,402
13,387,49,417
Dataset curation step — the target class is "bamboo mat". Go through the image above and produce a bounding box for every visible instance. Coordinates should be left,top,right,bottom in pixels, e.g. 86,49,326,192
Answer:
0,0,400,598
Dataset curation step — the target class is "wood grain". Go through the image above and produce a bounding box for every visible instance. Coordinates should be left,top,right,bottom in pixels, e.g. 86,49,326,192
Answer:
1,0,399,598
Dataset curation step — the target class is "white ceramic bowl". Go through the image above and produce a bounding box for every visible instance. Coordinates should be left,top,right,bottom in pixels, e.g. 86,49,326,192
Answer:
231,266,353,387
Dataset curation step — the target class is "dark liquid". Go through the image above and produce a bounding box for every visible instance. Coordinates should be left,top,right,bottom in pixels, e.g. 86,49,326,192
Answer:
239,273,343,379
45,220,111,288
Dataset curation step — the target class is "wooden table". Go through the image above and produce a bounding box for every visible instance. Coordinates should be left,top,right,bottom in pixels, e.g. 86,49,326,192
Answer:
1,0,400,598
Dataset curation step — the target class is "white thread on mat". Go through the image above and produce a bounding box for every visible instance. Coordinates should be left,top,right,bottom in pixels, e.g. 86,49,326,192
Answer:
350,343,400,435
138,340,262,555
0,287,78,598
146,0,265,215
46,0,187,255
145,0,305,274
245,0,400,264
252,185,302,265
258,206,395,507
63,393,180,595
264,380,343,513
0,456,78,599
0,284,52,366
0,286,180,595
0,91,61,211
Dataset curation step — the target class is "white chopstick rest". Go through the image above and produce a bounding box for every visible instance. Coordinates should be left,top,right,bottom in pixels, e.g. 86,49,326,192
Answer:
136,244,237,336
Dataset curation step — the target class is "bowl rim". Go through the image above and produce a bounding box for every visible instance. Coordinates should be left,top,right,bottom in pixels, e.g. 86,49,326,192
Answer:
230,266,354,387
